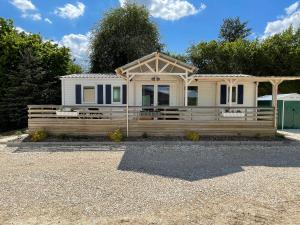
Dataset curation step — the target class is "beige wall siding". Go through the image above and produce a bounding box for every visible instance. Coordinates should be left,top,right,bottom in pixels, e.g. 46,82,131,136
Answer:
61,77,257,107
62,78,126,106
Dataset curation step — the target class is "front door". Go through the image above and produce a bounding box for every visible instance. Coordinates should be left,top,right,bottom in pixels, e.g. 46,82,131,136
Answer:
142,85,170,106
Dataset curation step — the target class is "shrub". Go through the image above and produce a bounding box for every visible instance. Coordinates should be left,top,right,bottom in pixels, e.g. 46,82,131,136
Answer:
186,131,200,141
29,129,48,142
108,129,123,142
142,132,148,139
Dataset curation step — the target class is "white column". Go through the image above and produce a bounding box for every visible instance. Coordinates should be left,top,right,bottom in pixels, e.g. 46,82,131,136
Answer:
255,82,259,107
184,80,188,106
228,83,233,107
272,81,279,129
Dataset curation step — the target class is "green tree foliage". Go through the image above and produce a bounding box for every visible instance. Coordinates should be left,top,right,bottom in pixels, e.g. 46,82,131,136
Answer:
90,3,162,73
68,62,83,74
219,17,252,42
188,27,300,95
0,18,73,131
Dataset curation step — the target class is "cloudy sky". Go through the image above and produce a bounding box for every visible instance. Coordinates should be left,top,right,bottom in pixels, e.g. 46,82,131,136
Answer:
1,0,300,66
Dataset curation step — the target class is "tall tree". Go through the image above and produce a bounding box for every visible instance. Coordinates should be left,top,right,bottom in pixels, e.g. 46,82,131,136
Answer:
90,3,163,73
0,18,73,131
219,17,252,42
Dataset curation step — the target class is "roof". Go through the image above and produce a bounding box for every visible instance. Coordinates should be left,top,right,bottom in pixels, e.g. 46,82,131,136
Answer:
193,74,252,78
115,52,198,75
60,73,122,79
258,93,300,101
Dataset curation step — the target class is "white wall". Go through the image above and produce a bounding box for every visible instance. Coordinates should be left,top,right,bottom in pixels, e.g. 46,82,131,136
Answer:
61,77,257,107
62,78,126,106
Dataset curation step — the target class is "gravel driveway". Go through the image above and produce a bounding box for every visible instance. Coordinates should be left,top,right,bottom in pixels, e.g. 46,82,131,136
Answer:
0,142,299,224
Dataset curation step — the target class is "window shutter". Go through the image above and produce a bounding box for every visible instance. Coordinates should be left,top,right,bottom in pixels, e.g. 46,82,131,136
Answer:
220,85,227,104
105,85,111,104
238,85,244,104
122,84,127,104
97,85,104,104
75,84,81,104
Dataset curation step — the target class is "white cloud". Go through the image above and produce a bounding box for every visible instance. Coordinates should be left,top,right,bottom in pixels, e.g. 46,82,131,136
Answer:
55,2,85,19
15,26,29,34
119,0,206,21
58,33,90,67
10,0,36,12
263,1,300,38
44,18,52,24
285,1,299,15
10,0,45,21
21,12,42,21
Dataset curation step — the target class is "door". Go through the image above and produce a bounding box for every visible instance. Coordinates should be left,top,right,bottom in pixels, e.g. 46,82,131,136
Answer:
157,85,170,106
142,85,170,106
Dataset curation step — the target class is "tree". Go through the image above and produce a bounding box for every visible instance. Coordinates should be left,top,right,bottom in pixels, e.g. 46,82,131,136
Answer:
219,17,252,42
0,18,73,131
68,62,83,74
188,26,300,95
90,3,163,73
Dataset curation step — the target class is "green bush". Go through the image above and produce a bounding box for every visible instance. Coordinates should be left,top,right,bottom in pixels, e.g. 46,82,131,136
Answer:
108,129,123,142
142,132,148,139
29,129,48,142
186,131,200,141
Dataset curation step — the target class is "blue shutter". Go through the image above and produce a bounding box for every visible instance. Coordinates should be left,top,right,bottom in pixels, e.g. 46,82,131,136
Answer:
97,85,104,104
75,84,81,104
105,85,111,104
238,85,244,104
220,85,227,104
122,84,127,104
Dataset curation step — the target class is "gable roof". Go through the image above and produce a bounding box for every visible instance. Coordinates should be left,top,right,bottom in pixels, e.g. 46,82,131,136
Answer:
115,52,198,76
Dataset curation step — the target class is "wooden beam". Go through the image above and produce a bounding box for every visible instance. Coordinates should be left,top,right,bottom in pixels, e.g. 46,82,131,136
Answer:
145,63,155,73
159,62,170,73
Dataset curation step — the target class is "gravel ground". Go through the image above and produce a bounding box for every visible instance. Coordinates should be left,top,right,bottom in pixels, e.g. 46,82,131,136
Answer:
0,142,299,225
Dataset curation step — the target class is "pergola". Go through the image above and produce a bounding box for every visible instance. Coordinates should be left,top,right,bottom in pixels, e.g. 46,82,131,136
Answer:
116,52,300,136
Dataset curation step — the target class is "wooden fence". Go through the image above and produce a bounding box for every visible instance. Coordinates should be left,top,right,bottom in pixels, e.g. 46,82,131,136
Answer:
28,105,276,136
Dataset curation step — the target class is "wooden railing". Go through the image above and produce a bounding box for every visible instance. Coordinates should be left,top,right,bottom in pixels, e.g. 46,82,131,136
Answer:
28,105,275,122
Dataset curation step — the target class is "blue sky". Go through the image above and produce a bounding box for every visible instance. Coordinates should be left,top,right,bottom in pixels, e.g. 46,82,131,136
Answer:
1,0,300,66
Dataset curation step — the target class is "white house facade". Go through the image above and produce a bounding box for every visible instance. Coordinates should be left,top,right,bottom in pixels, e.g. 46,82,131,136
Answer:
60,52,259,108
28,52,300,137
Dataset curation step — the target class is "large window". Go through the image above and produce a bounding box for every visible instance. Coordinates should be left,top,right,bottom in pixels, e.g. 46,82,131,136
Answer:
142,85,154,106
83,86,95,103
113,86,121,103
188,86,198,106
157,85,170,106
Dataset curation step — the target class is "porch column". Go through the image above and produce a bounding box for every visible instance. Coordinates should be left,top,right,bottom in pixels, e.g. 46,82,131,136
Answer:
228,83,233,107
271,80,281,129
255,82,259,107
184,80,188,106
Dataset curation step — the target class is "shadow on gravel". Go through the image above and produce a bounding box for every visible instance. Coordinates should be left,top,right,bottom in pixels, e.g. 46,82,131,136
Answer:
118,144,300,181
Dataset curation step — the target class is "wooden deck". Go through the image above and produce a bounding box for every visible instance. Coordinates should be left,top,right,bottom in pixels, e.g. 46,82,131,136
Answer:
28,105,276,137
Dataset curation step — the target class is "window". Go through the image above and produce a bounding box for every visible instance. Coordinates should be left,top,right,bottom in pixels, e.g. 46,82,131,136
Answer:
142,85,154,106
188,86,198,106
113,86,121,103
157,85,170,106
83,86,95,103
227,86,237,103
